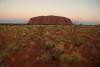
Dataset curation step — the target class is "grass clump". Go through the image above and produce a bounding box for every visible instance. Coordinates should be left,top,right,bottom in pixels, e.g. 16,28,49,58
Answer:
60,53,81,63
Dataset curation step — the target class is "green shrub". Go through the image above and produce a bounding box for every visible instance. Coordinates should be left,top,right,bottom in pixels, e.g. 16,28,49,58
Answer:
96,43,100,48
60,54,80,63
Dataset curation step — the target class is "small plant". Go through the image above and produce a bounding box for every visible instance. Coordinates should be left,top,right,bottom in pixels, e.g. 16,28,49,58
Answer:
96,43,100,48
60,53,81,63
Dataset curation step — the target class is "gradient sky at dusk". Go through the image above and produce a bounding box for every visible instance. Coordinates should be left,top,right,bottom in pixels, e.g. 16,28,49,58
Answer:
0,0,100,24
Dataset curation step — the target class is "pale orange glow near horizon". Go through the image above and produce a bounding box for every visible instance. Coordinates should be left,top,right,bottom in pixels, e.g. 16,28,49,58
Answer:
0,0,100,24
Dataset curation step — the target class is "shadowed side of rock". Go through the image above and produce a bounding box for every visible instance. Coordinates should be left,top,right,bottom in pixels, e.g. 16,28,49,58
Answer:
27,16,73,24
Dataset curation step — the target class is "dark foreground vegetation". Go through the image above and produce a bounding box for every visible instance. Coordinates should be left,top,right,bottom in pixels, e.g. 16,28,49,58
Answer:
0,25,100,67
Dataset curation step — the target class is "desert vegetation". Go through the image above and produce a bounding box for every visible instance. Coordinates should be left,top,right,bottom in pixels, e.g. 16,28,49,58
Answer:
0,25,100,67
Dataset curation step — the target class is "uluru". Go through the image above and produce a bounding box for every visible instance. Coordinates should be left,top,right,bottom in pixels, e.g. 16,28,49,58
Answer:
28,15,73,24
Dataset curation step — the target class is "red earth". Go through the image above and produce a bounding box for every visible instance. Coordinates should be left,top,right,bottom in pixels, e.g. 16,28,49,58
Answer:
0,25,100,67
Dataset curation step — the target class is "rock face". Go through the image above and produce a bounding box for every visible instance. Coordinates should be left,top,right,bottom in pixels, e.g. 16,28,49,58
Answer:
28,15,73,24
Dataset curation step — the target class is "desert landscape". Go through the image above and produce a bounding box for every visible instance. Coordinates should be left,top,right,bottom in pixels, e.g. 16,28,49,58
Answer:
0,0,100,67
0,24,100,67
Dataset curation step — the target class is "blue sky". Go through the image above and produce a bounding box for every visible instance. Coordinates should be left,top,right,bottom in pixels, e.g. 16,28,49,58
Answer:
0,0,100,24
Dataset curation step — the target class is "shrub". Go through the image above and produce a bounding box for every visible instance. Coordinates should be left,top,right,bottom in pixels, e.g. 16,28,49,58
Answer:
96,43,100,48
60,54,80,63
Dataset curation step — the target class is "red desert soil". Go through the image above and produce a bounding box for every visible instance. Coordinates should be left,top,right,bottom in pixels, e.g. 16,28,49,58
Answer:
0,25,100,67
1,44,59,67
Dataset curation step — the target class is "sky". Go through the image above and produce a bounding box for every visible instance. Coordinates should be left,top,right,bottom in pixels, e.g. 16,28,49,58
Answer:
0,0,100,24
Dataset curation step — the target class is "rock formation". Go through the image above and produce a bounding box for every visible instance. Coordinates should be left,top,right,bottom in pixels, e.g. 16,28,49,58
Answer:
28,15,73,24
